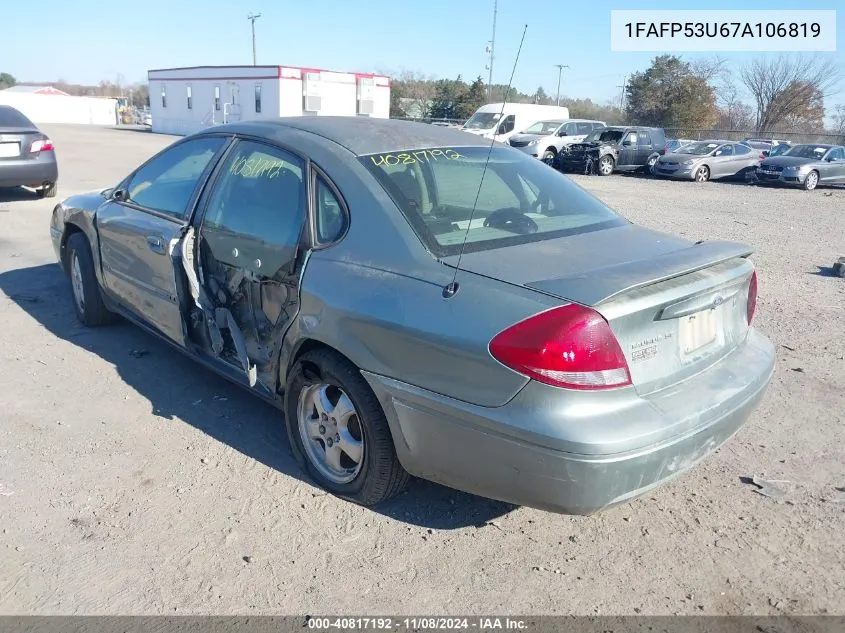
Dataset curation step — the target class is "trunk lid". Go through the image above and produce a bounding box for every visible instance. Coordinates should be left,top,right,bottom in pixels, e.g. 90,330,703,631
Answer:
443,223,755,395
0,128,41,161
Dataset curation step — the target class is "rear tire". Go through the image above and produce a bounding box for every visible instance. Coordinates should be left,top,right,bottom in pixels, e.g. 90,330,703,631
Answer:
66,233,115,327
285,348,409,507
803,170,819,191
37,182,57,198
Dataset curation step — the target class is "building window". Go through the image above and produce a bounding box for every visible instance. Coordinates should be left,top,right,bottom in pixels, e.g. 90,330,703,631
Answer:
254,84,262,113
161,85,167,108
186,85,193,110
214,85,221,111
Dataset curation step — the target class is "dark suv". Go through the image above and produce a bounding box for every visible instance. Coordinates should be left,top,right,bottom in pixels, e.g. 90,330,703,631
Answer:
557,126,666,176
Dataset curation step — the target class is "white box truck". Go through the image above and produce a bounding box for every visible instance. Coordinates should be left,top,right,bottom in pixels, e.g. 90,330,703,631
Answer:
460,103,571,143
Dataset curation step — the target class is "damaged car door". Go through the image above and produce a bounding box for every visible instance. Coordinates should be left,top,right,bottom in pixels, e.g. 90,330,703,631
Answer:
96,135,229,345
190,139,307,391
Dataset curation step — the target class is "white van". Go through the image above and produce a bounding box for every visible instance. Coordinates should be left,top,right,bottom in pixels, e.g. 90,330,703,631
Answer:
461,103,571,143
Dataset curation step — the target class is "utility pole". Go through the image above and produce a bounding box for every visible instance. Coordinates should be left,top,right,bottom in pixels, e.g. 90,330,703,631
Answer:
248,13,262,66
554,64,569,106
487,0,497,99
617,75,628,111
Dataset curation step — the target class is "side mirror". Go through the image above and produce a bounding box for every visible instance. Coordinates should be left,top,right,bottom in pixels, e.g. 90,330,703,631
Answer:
112,188,128,202
558,130,568,137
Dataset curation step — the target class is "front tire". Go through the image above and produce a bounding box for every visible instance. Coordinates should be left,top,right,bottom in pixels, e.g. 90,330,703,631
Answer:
66,232,115,327
694,165,710,182
285,349,409,506
803,170,819,191
597,155,615,176
541,148,556,166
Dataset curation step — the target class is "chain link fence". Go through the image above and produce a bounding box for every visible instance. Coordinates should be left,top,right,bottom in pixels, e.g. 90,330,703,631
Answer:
665,128,845,144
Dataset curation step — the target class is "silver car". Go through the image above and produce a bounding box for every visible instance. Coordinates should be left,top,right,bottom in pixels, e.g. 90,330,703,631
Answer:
50,117,774,515
653,140,763,182
756,144,845,191
508,119,605,165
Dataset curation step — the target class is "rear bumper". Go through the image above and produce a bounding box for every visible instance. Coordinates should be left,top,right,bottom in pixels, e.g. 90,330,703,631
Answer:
0,155,58,188
364,328,775,515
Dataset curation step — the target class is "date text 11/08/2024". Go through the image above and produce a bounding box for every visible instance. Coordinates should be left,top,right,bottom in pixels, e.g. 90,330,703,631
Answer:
624,22,821,39
306,617,529,631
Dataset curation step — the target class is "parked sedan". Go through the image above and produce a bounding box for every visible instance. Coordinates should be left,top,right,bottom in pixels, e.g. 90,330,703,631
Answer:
0,105,59,198
756,144,845,191
49,118,774,515
653,140,763,182
647,138,693,173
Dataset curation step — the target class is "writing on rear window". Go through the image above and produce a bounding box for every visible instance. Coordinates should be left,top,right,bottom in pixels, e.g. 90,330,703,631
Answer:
229,154,287,179
369,149,465,167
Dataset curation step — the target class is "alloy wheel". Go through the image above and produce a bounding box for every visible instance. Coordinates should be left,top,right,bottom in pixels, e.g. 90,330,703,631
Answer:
70,253,85,315
297,383,365,484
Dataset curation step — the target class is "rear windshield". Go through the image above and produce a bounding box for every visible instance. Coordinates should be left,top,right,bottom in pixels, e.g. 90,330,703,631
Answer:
360,146,626,257
0,106,35,128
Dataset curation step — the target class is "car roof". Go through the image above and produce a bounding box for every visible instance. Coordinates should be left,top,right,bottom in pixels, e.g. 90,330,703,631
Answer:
209,116,490,156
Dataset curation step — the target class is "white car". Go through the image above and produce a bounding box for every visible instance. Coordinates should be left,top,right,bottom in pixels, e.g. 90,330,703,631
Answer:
508,119,607,165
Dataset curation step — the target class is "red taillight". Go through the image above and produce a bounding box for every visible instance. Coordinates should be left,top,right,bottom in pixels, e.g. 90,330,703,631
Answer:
746,271,758,325
489,304,632,390
31,139,54,153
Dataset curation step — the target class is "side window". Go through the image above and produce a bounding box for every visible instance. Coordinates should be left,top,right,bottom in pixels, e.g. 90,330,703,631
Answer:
717,144,734,156
638,131,652,146
201,140,306,277
498,115,515,134
828,148,844,161
735,144,751,155
315,178,346,243
576,122,592,134
624,131,638,145
592,122,605,130
125,136,225,219
563,122,579,136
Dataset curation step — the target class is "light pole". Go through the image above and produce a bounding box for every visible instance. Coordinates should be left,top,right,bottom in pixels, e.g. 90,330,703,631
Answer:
554,64,569,106
487,0,497,99
248,13,262,66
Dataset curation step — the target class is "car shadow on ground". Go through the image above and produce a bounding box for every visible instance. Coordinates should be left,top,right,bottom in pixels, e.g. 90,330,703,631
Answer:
0,262,514,529
0,187,41,204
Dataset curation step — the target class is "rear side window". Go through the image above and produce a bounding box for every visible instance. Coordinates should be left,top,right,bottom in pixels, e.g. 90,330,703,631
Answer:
735,144,752,154
0,106,35,128
360,147,625,256
576,122,592,134
638,131,652,146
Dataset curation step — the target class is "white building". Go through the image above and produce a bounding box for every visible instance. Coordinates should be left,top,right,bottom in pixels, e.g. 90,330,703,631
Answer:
147,65,391,136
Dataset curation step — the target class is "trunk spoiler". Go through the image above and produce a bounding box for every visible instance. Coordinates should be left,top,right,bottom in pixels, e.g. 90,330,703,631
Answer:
525,239,754,307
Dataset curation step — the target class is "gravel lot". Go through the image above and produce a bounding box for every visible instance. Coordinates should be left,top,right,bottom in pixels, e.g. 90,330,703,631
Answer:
1,124,843,616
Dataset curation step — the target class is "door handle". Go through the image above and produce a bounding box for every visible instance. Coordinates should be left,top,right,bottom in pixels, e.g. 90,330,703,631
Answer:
146,235,166,255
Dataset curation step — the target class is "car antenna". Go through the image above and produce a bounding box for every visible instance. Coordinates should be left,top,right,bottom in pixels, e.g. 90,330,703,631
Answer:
442,23,529,300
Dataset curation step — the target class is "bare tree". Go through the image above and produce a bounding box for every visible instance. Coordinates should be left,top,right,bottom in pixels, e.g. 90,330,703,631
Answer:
831,104,845,140
394,70,437,119
739,54,841,132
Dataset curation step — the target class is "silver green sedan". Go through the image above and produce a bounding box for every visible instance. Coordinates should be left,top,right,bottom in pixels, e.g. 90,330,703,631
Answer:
653,140,763,182
756,144,845,191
